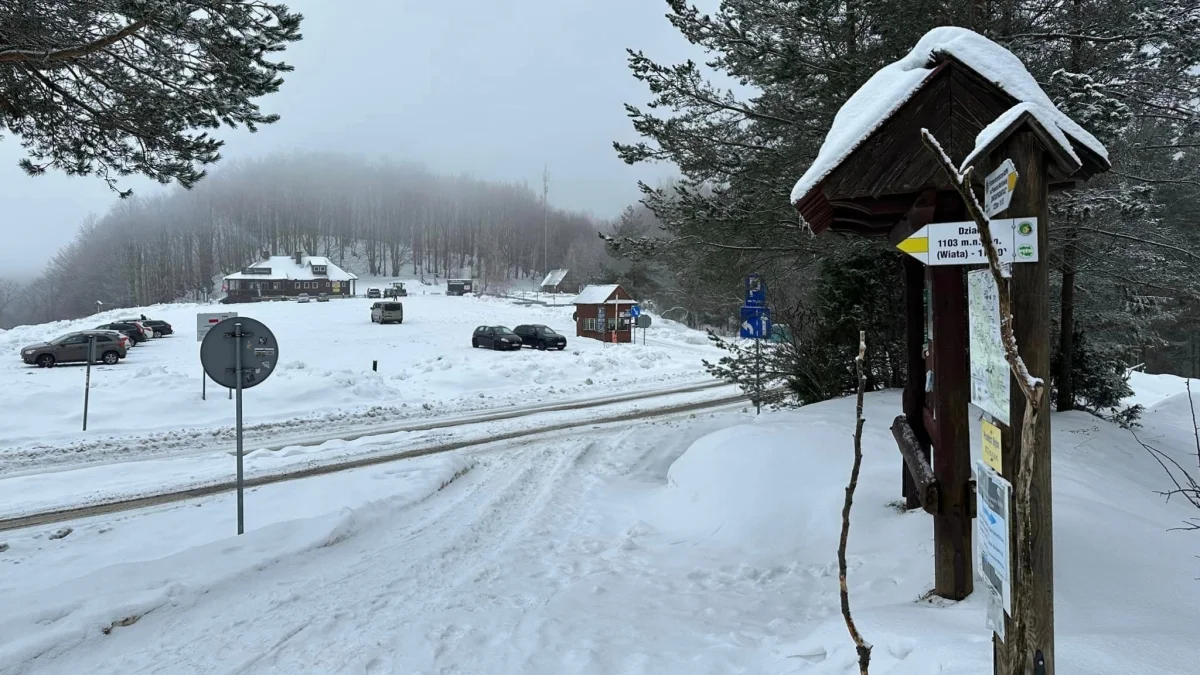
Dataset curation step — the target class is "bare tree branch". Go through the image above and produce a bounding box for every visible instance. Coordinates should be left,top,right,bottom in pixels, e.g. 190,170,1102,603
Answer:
839,330,872,675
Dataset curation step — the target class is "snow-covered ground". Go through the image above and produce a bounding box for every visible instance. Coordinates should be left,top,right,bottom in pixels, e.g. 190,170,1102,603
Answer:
2,371,1196,674
0,286,717,472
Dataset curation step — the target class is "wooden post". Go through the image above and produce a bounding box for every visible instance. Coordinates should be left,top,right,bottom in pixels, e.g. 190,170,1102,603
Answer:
993,132,1055,674
902,256,932,509
929,263,973,601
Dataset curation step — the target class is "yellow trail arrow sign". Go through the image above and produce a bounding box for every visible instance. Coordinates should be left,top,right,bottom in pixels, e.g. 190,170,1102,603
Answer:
897,218,1039,266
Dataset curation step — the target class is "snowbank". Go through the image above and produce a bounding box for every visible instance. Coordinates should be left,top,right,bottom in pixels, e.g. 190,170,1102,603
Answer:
1125,371,1194,410
647,387,1200,673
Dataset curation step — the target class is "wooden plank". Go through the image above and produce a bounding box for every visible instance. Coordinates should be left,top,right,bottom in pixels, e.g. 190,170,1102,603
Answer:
992,131,1055,675
929,262,973,601
891,414,939,514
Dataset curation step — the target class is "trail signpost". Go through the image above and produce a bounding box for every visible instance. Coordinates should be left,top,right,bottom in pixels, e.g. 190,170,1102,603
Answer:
985,159,1018,217
200,317,279,536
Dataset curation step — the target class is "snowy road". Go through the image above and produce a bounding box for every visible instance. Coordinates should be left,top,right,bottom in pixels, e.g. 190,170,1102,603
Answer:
4,412,821,675
4,379,1197,674
0,383,749,528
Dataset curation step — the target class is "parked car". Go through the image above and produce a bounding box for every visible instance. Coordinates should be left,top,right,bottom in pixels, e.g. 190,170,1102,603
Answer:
366,287,382,299
297,293,311,304
21,331,127,367
513,324,568,351
472,325,522,351
371,301,404,324
90,329,133,351
316,293,329,302
96,322,148,344
117,319,154,339
139,319,174,337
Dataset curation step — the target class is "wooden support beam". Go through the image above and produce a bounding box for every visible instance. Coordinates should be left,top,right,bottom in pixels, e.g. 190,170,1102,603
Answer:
992,131,1056,675
891,414,939,515
902,252,932,510
929,263,973,601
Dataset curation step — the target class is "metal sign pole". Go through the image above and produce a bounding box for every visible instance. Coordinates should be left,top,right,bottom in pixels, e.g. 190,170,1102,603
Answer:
83,336,95,431
755,337,761,415
234,321,245,536
202,365,206,400
200,314,275,538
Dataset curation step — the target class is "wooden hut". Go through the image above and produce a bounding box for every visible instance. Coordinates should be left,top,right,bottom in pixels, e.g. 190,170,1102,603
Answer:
571,284,637,343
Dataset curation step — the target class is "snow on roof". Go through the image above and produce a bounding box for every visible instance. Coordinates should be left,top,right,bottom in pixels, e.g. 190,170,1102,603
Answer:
541,269,569,287
224,256,358,281
958,102,1081,172
572,284,624,305
790,26,1109,205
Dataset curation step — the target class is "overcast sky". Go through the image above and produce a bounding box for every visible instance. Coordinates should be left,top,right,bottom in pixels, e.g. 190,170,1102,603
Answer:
0,0,723,281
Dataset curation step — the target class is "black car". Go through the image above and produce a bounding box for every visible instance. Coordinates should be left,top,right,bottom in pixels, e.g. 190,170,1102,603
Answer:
139,319,174,337
472,325,522,351
96,322,148,344
513,324,567,351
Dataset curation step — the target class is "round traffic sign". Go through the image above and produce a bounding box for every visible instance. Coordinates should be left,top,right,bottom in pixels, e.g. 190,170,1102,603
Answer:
636,314,652,328
200,317,279,389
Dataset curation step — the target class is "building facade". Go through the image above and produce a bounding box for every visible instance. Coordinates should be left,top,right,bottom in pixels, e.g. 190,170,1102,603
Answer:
222,253,359,303
572,284,636,343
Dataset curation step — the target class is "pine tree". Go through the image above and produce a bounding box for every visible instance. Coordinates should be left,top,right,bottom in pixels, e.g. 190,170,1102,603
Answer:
0,1,303,194
617,0,1200,387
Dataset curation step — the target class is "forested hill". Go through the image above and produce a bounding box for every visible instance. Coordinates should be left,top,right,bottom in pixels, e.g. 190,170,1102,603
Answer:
2,153,614,327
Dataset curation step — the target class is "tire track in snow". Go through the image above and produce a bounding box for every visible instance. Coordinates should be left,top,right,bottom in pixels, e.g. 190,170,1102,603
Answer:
0,387,761,532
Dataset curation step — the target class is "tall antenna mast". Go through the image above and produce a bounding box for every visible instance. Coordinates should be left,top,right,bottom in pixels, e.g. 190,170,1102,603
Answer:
542,166,549,277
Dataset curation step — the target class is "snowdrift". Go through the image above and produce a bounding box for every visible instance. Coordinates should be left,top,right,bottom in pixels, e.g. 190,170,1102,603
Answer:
648,382,1200,673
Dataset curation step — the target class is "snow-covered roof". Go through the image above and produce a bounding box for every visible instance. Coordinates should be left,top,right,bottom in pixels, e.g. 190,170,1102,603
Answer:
958,102,1081,173
541,269,569,287
224,256,358,281
790,26,1109,205
572,284,631,305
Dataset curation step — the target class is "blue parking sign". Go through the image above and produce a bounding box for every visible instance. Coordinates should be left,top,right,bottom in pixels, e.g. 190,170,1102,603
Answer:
745,274,766,308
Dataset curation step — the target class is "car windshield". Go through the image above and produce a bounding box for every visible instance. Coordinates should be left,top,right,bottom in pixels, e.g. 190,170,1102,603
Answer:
495,326,515,335
49,334,74,345
538,327,558,335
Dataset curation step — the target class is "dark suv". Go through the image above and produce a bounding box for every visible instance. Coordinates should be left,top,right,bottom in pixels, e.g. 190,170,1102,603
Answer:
139,319,174,337
21,331,127,367
513,324,567,351
96,322,148,344
471,325,522,351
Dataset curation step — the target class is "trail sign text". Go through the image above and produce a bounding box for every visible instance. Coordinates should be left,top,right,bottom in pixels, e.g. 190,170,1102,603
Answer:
897,218,1039,266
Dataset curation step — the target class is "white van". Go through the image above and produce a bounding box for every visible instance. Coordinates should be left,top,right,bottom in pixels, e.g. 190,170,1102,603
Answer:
371,301,404,324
